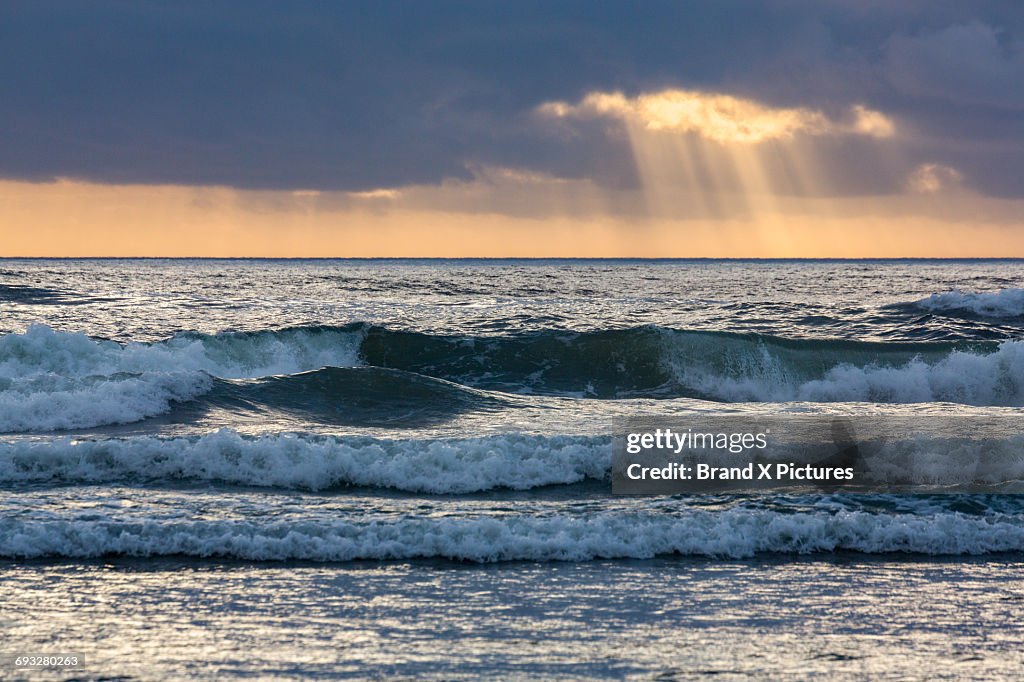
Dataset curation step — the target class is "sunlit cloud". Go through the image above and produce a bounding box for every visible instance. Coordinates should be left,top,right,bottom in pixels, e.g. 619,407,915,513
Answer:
850,105,896,138
535,87,909,241
907,163,963,194
347,188,402,200
538,89,895,144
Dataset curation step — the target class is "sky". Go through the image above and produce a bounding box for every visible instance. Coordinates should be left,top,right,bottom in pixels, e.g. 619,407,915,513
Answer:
3,1,1024,257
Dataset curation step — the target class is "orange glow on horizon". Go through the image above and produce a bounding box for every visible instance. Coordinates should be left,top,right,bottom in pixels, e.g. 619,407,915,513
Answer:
2,178,1023,258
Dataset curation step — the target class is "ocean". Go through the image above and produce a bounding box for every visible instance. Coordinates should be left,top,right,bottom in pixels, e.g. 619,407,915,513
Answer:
2,258,1024,679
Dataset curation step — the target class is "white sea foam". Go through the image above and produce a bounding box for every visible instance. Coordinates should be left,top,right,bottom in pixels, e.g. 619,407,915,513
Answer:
4,429,1024,492
2,509,1022,561
669,337,1024,406
911,288,1024,318
0,371,213,432
5,322,1024,435
0,325,364,432
0,431,610,493
0,324,364,380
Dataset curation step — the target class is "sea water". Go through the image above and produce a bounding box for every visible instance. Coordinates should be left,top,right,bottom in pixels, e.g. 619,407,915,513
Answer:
1,258,1023,679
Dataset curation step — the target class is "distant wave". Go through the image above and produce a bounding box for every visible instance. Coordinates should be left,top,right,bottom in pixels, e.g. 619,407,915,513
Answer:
4,324,1024,433
904,288,1024,319
664,331,1024,405
0,283,102,306
4,508,1024,561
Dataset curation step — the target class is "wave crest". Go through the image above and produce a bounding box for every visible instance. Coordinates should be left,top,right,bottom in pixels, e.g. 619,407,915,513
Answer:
0,324,364,380
665,331,1024,405
0,431,609,493
907,288,1024,319
3,509,1023,561
0,325,364,432
4,324,1024,434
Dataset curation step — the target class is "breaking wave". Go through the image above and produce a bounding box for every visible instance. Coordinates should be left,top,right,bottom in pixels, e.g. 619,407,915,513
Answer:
3,323,1024,433
904,288,1024,319
0,431,609,493
0,324,363,432
5,428,1024,492
3,508,1024,561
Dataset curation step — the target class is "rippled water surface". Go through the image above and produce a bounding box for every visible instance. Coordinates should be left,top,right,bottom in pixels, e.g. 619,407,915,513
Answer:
4,558,1023,680
2,258,1024,679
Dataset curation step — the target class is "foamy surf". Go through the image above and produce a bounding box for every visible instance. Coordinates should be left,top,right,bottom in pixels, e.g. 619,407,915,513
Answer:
0,370,213,432
6,428,1024,492
0,324,364,379
4,507,1024,561
908,288,1024,319
5,318,1024,435
0,324,365,432
666,332,1024,406
0,431,609,493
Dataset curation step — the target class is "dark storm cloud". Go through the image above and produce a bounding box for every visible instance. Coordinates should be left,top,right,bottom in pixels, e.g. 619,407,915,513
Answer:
1,0,1023,195
884,21,1024,109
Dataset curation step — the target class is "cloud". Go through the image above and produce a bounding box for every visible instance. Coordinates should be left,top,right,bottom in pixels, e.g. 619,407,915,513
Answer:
884,22,1024,109
849,105,897,138
0,1,1021,199
347,188,403,201
538,89,894,143
906,163,964,193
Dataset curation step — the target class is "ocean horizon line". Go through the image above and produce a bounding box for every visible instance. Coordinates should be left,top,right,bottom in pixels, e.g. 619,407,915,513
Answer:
4,256,1024,262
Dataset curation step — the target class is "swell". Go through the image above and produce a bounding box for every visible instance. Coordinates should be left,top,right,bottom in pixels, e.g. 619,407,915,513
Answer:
0,283,108,306
203,366,511,427
359,325,676,398
4,324,1024,434
361,326,1024,406
895,288,1024,320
